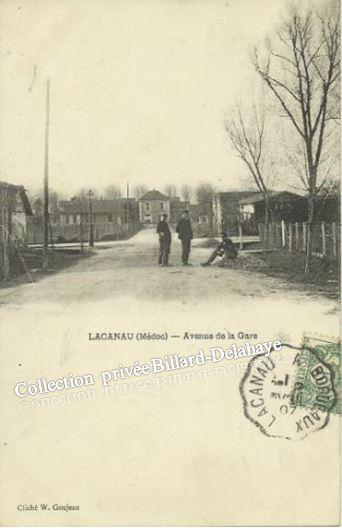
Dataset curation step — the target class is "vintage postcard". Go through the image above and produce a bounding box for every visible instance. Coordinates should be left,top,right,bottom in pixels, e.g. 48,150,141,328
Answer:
0,0,340,526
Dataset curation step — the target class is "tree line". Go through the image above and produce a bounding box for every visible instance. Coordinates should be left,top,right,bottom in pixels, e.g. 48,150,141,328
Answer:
28,183,217,215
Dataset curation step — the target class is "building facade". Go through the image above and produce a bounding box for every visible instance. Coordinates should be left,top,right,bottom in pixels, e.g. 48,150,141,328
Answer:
238,191,307,224
57,197,139,226
0,181,33,280
138,190,170,225
213,191,257,235
0,182,33,241
138,189,189,226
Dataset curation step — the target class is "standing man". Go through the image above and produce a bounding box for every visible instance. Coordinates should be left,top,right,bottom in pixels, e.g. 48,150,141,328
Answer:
156,213,171,267
176,210,193,266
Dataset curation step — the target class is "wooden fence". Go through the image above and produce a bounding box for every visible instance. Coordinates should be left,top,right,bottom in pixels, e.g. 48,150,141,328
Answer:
258,221,340,260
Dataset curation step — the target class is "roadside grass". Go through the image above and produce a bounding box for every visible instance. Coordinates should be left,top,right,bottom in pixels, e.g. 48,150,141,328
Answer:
236,249,340,299
0,248,92,289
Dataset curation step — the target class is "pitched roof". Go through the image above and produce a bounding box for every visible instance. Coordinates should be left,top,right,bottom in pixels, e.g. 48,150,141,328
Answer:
58,198,134,214
0,182,33,215
140,189,169,201
216,191,257,200
238,191,303,206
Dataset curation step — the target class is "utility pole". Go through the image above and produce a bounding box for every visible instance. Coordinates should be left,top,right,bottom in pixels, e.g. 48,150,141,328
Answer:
88,189,94,247
42,78,50,269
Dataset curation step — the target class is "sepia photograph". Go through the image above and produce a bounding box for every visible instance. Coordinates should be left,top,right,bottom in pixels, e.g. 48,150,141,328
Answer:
0,0,340,526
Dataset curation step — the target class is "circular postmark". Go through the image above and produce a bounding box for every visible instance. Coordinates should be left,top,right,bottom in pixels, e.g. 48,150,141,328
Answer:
240,345,335,441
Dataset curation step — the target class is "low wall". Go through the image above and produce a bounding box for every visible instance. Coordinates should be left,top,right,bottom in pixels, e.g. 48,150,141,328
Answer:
27,220,142,244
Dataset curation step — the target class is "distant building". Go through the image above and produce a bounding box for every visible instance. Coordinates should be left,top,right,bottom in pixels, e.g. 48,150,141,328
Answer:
314,191,340,223
139,189,170,225
239,190,340,224
169,197,190,225
213,191,257,234
0,182,33,280
189,204,210,225
57,197,139,225
0,182,33,241
139,189,189,225
238,191,307,224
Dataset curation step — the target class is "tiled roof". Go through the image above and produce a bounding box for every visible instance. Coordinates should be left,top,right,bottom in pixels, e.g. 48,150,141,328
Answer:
140,189,169,201
0,181,33,215
216,191,258,200
238,191,302,205
58,198,134,214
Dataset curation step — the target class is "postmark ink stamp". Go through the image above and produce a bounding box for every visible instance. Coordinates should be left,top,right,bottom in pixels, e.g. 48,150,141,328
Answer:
240,345,334,440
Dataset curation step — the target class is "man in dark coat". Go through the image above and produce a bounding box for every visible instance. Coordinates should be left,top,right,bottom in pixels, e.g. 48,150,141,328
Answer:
176,210,193,266
156,213,171,266
201,231,238,267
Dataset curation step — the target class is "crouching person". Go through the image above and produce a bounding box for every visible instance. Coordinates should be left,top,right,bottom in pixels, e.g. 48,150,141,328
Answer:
201,232,237,267
157,213,171,267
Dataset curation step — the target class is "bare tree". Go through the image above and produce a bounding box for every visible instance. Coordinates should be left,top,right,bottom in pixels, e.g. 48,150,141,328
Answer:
181,184,193,203
76,187,99,200
29,188,64,215
225,103,275,229
164,184,178,198
253,1,340,272
104,184,122,200
132,184,148,199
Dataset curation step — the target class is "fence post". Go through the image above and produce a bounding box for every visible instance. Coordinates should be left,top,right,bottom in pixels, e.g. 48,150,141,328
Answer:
295,222,299,250
268,223,273,247
321,222,326,257
258,224,263,244
289,223,293,251
238,224,243,250
281,220,286,248
277,223,281,247
303,223,307,251
332,222,337,259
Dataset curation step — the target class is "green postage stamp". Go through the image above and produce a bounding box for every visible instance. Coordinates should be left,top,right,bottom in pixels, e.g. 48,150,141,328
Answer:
292,335,341,415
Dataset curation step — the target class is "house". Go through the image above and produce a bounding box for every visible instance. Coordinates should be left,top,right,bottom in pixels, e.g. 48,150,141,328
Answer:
138,189,189,226
170,197,190,225
57,197,139,225
189,204,210,225
0,182,33,241
0,181,33,280
314,190,340,223
238,191,308,224
213,191,258,235
139,190,170,225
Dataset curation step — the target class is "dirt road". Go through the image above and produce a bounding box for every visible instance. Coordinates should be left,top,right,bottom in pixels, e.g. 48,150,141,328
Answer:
1,228,339,526
0,227,338,338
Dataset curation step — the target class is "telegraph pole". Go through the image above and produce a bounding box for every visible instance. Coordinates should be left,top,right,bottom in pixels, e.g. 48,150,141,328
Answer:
42,78,50,269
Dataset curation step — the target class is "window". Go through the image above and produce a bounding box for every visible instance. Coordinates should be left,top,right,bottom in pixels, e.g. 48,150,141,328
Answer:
73,214,77,224
160,202,164,210
145,202,150,211
108,214,113,223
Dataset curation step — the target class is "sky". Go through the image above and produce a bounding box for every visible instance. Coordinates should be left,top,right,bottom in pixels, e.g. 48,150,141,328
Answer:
0,0,329,197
